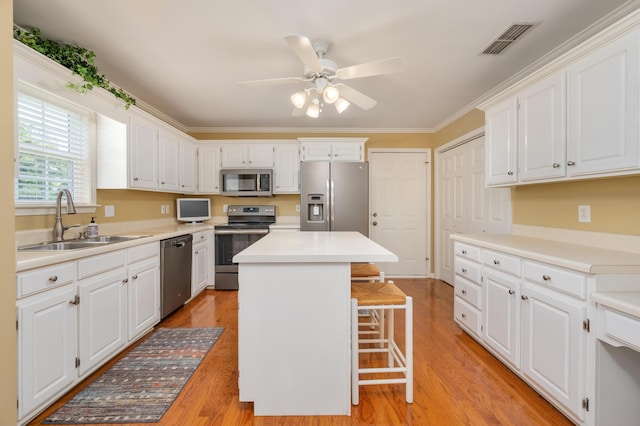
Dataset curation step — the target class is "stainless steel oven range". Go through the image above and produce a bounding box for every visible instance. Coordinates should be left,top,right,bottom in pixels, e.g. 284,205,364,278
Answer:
214,205,276,290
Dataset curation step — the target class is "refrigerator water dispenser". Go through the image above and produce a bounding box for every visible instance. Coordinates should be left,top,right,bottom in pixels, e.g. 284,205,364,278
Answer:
307,194,325,222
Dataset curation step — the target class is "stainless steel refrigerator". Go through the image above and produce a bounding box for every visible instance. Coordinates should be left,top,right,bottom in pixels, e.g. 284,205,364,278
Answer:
300,161,369,236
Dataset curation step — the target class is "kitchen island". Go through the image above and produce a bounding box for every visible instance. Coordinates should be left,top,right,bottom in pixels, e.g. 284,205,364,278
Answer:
233,231,397,416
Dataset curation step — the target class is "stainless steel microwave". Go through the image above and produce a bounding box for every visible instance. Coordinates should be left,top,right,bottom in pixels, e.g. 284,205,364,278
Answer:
220,169,273,197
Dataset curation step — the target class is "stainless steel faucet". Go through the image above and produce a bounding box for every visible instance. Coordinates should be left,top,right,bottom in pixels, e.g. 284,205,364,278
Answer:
52,189,79,241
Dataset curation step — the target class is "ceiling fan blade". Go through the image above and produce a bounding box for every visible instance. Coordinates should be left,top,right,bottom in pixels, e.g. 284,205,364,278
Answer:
335,84,377,110
336,57,405,80
238,77,305,87
284,34,323,74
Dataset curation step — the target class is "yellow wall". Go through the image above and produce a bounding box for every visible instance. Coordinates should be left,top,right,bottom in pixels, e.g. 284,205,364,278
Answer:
2,0,18,423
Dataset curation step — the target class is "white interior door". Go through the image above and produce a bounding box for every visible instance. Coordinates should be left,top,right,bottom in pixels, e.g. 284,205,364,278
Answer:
369,151,429,277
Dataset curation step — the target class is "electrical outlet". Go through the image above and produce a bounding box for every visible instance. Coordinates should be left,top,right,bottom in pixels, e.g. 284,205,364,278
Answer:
104,205,115,217
160,205,166,214
165,204,170,214
223,204,228,213
578,205,591,223
296,204,300,213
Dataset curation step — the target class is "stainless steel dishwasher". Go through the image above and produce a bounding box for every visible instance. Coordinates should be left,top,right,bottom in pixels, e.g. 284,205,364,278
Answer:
160,234,193,319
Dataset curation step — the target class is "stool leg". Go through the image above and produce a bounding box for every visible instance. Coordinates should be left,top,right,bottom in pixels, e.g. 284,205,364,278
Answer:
406,296,413,403
387,308,395,368
351,298,360,405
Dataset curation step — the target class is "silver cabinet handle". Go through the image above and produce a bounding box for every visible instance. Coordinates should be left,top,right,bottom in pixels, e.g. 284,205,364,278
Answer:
521,295,529,300
133,177,139,181
461,250,467,254
372,213,377,217
493,260,500,265
552,163,560,168
132,275,138,280
122,278,129,284
507,171,514,176
461,289,467,295
567,161,576,166
508,289,515,295
461,313,467,318
461,268,467,273
48,276,58,282
372,221,378,226
542,274,551,281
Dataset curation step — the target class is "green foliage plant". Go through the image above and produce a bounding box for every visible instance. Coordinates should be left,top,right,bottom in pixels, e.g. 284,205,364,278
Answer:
13,26,136,109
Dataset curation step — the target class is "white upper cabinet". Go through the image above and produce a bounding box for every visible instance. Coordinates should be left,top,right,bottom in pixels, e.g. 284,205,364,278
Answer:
158,127,181,192
179,139,197,193
485,98,518,185
567,30,640,176
128,110,159,190
221,143,274,168
518,73,566,182
197,144,221,194
273,144,300,194
299,137,367,162
481,26,640,187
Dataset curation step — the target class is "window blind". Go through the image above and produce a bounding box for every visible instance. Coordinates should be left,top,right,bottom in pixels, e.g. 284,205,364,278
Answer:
16,91,91,205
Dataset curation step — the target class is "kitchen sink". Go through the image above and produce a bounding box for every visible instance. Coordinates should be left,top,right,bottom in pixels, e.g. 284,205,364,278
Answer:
18,235,151,251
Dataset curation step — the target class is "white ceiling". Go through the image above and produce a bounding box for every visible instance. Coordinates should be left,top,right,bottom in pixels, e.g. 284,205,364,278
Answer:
13,0,640,132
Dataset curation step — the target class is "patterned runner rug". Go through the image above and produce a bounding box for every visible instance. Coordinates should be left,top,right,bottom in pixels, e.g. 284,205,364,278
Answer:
43,327,224,424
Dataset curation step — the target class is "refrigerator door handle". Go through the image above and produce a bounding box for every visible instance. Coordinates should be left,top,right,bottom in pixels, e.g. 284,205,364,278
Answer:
329,178,335,231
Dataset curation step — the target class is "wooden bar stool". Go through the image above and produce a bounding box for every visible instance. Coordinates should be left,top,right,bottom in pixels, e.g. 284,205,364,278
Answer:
351,281,413,405
351,262,384,282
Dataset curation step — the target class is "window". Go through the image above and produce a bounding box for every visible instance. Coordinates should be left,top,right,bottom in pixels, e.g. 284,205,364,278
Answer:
15,86,95,211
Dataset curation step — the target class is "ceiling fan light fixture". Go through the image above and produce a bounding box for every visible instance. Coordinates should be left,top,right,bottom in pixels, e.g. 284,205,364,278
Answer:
306,98,320,118
291,90,307,109
334,97,350,114
323,85,340,104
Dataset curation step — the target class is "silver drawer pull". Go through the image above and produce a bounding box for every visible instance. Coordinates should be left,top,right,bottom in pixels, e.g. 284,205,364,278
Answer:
508,289,515,295
542,274,551,281
521,295,529,300
567,161,576,166
132,274,138,280
48,276,58,282
552,163,560,168
461,289,467,295
493,260,500,265
507,171,513,176
461,249,467,254
461,268,467,273
122,278,129,284
461,313,467,318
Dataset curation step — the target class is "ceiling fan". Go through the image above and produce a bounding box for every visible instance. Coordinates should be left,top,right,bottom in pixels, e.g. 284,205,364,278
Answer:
238,34,405,117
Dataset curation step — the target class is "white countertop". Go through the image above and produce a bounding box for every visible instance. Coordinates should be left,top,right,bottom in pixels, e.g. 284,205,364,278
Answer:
16,223,215,272
451,233,640,274
592,292,640,318
233,231,397,263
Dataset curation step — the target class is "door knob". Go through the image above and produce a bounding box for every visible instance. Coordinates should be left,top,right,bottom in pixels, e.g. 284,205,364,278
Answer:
372,221,378,226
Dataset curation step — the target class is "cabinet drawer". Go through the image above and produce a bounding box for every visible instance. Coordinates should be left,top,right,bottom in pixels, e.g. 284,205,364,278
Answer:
454,298,482,338
17,262,76,298
523,261,586,299
78,250,127,279
483,249,521,277
128,242,159,264
454,242,481,263
455,257,481,284
601,307,640,352
454,275,482,309
191,231,209,244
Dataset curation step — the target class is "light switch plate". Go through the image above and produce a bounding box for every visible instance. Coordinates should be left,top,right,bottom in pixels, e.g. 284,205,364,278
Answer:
104,205,115,217
578,205,591,223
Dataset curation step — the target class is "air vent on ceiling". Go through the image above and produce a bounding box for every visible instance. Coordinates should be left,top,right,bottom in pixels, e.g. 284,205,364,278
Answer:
481,23,536,55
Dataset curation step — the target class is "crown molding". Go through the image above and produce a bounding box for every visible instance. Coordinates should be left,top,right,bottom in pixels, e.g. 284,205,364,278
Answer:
186,126,433,134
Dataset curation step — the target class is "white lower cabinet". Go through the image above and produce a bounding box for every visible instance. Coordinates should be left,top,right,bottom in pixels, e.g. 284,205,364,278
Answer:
191,230,212,297
17,285,78,420
78,270,128,376
522,281,586,420
16,241,161,425
453,239,591,424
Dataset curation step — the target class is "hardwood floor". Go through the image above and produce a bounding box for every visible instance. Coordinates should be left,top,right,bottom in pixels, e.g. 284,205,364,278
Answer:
28,279,572,426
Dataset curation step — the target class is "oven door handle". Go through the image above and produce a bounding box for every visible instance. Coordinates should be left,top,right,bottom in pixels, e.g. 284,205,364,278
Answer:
214,229,270,235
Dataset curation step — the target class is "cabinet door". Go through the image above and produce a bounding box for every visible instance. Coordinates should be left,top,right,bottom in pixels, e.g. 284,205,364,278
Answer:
77,270,127,376
129,112,158,189
17,285,78,419
198,145,221,194
518,73,567,181
485,97,518,185
158,128,180,192
192,241,209,296
302,143,332,161
332,143,362,161
248,145,274,167
567,30,640,176
221,145,247,167
483,268,521,368
274,144,300,193
127,258,160,341
180,139,197,193
522,282,586,420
